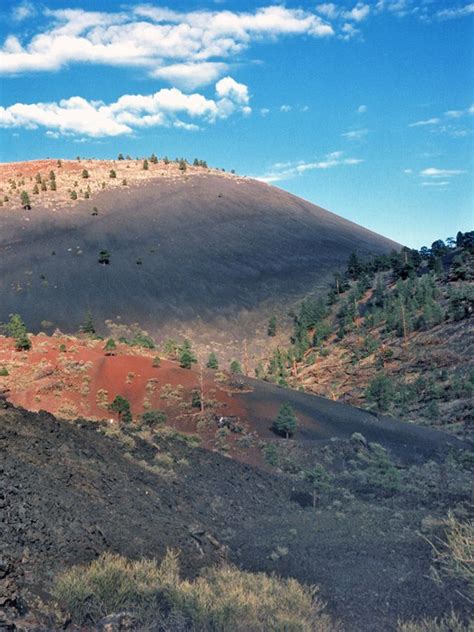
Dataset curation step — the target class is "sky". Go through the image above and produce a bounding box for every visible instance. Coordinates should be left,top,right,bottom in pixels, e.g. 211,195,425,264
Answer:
0,0,472,248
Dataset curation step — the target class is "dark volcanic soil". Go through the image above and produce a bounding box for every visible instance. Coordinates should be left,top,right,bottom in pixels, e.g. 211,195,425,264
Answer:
1,405,470,631
0,171,398,360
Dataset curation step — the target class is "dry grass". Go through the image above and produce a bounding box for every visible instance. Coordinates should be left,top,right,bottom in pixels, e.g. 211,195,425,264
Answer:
398,613,472,631
54,550,337,631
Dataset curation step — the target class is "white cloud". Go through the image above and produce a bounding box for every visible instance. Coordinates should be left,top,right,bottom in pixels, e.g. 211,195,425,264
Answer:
409,105,473,136
343,3,371,22
342,128,368,140
12,1,36,22
357,104,367,113
152,62,228,90
0,78,251,138
260,108,270,117
403,168,413,174
436,4,474,20
420,167,466,178
280,105,292,112
255,151,363,183
409,117,440,127
0,6,334,83
421,181,449,187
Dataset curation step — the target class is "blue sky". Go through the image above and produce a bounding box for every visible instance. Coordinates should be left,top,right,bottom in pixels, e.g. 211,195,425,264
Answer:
0,0,472,248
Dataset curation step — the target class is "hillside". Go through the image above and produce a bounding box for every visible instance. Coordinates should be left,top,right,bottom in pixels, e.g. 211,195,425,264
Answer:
1,390,472,631
256,233,474,436
0,158,398,362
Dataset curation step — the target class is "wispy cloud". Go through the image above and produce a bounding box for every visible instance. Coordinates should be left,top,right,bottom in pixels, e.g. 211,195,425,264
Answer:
420,167,466,178
408,104,473,136
435,3,474,20
255,151,364,183
357,104,367,113
0,77,251,137
280,105,292,113
342,128,368,140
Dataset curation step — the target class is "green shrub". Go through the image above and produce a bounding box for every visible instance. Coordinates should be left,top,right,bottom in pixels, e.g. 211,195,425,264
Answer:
54,550,332,631
398,614,471,632
141,410,167,428
0,366,9,376
272,403,297,439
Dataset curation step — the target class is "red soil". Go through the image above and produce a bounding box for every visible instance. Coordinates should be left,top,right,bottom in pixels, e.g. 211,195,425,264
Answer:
0,334,259,463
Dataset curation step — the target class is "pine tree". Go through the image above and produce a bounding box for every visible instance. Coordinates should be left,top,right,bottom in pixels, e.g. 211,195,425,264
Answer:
33,184,39,194
70,190,77,200
143,159,149,171
81,311,96,335
179,340,196,369
110,395,132,423
178,159,187,171
272,403,297,438
267,315,277,337
7,314,31,351
104,338,117,354
206,351,219,369
82,168,89,179
109,169,117,179
229,359,242,374
20,191,31,207
150,153,158,164
117,153,124,160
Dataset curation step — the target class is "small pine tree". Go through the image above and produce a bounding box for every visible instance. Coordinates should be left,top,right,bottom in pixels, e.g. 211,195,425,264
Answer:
267,315,277,337
20,191,31,207
35,172,42,184
110,395,132,423
109,169,117,179
150,153,158,164
179,340,197,369
7,314,31,351
50,180,57,191
163,156,170,165
117,153,124,160
33,184,39,194
98,249,110,265
82,169,89,179
229,360,242,374
122,178,127,186
206,351,219,369
41,180,47,191
49,170,56,180
179,159,187,172
57,159,62,168
104,338,117,355
272,403,297,439
143,159,149,171
70,190,78,200
81,311,96,335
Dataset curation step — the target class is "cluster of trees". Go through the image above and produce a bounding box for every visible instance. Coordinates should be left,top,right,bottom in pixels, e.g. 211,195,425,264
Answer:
115,153,209,169
255,230,473,388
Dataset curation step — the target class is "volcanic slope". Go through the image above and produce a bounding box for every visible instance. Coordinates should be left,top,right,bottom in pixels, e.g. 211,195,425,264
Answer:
0,160,398,358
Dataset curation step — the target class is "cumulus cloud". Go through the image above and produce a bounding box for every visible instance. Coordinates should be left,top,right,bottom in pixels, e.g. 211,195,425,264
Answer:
255,151,363,183
357,104,367,113
0,5,334,84
0,77,250,137
11,1,36,22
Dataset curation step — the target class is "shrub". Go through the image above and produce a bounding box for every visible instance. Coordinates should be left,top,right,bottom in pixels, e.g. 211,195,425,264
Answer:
20,191,31,206
429,513,473,599
152,356,161,368
109,169,116,179
7,314,31,351
70,190,78,200
365,373,395,412
0,366,9,376
229,359,242,375
141,409,167,428
267,315,277,336
53,550,330,631
143,159,149,171
82,169,89,179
